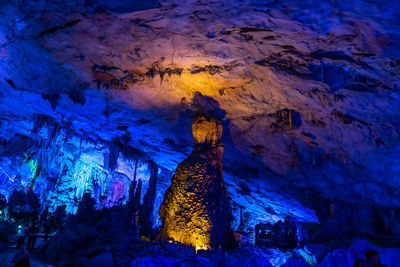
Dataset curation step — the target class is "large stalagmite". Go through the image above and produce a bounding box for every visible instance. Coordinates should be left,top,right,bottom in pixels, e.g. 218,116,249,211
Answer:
159,113,233,249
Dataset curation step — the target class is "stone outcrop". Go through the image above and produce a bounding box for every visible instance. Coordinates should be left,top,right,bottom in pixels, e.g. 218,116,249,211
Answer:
159,113,233,249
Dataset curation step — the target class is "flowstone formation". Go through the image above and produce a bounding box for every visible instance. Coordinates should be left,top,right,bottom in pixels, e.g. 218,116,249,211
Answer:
159,113,233,249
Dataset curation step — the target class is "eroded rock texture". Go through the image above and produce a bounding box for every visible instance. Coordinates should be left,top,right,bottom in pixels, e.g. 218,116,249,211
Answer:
159,113,233,249
0,0,399,250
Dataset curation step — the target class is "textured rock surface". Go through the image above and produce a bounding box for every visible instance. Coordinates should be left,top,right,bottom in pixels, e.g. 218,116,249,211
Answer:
192,114,223,146
0,0,399,249
159,113,233,248
16,0,398,208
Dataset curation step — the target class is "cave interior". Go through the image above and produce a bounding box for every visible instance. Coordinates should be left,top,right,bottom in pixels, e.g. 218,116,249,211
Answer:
0,0,400,266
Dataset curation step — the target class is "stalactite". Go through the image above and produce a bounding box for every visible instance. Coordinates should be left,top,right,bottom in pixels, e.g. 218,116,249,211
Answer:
133,160,138,182
133,179,142,236
106,140,120,171
126,179,137,224
120,145,149,163
134,179,142,210
32,114,56,133
139,161,158,237
126,159,138,226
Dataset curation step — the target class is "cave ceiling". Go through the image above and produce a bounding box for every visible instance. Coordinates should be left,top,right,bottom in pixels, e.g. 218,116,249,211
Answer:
0,0,399,210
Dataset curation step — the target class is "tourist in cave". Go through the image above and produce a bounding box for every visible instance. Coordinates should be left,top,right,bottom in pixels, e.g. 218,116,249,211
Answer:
22,200,31,223
353,259,365,267
16,223,28,249
54,205,67,230
26,190,39,225
27,223,38,250
365,250,387,267
13,244,31,267
39,207,49,224
8,189,19,220
43,215,54,241
0,193,7,220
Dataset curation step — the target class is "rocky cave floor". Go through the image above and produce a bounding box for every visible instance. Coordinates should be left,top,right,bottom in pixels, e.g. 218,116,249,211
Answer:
1,203,400,267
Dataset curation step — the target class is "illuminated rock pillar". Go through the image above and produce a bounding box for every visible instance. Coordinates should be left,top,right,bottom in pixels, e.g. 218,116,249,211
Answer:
159,113,233,249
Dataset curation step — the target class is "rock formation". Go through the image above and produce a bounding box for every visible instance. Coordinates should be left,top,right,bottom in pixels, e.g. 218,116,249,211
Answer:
159,113,233,249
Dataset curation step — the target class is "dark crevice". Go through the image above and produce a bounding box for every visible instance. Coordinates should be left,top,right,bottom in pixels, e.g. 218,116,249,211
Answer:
5,79,17,89
332,109,370,126
310,50,355,62
189,62,242,75
38,19,81,37
92,63,183,90
240,27,273,33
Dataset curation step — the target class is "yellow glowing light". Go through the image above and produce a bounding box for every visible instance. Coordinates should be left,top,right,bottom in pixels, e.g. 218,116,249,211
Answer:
195,244,210,253
171,71,246,97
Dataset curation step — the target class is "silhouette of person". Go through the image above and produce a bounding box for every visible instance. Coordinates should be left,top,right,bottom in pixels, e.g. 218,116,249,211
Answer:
365,249,387,267
353,259,365,267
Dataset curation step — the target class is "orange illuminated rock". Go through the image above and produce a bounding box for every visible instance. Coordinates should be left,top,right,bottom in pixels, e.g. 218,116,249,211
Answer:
159,113,233,249
192,114,223,146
